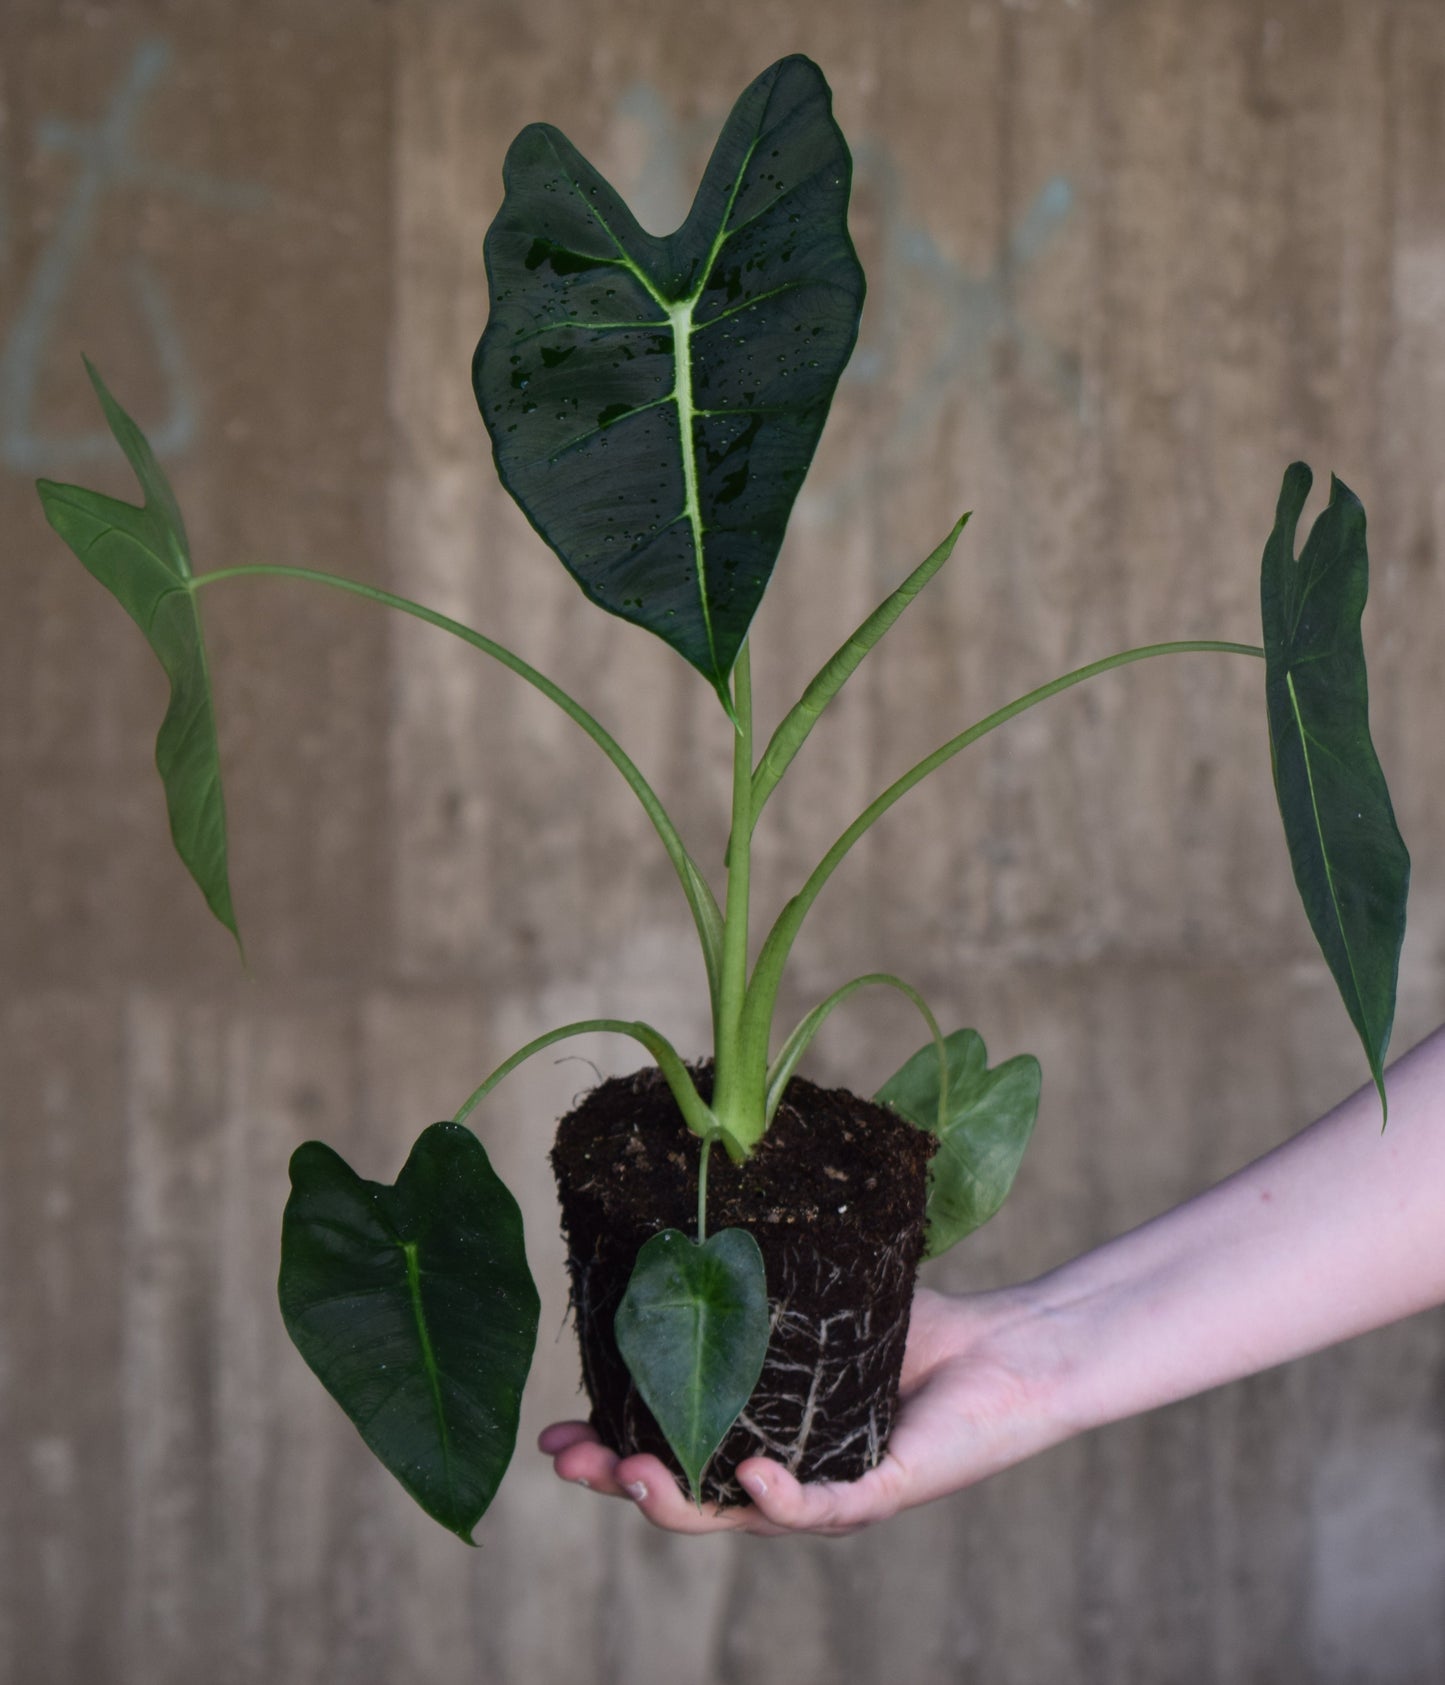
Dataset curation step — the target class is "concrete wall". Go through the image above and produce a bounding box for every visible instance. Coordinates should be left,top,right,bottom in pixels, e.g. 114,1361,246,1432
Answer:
4,1,1445,1679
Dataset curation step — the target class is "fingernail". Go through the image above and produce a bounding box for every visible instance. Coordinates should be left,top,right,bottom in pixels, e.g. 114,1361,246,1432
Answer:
742,1471,767,1497
625,1481,648,1501
575,1477,590,1489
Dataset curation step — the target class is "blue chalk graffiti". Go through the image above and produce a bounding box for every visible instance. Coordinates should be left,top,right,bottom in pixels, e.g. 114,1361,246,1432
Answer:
846,139,1076,408
0,38,269,474
609,82,1077,516
613,83,723,236
3,60,1072,492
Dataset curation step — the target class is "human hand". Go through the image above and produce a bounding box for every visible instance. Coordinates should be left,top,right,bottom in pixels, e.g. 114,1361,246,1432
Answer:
547,1029,1445,1536
538,1284,1068,1536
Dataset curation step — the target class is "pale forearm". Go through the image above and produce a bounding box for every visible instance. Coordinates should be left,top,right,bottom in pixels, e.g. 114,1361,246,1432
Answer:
1029,1024,1445,1439
545,1025,1445,1533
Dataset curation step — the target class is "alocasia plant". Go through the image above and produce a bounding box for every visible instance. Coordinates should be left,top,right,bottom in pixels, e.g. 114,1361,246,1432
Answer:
35,55,1409,1541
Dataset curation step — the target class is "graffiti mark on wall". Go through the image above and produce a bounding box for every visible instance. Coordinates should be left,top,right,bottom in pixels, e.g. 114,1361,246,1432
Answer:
611,82,1077,516
849,141,1076,414
0,38,270,473
2,59,1073,491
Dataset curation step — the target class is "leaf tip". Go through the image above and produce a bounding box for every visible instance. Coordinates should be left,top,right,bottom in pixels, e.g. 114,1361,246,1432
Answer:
1327,471,1365,520
935,511,972,562
1275,461,1314,526
34,477,65,530
80,354,116,416
285,1137,339,1190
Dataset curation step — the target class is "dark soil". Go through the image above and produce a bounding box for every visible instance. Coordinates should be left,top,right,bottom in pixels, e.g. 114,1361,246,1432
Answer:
551,1062,935,1507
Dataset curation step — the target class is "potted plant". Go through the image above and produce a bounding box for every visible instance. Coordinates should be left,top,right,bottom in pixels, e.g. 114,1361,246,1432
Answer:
34,54,1409,1543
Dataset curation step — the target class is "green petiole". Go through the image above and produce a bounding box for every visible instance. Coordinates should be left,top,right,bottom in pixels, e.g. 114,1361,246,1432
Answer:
708,642,758,1149
766,973,948,1129
697,1134,715,1243
749,515,970,826
732,639,1267,1148
451,1016,724,1147
192,564,724,1022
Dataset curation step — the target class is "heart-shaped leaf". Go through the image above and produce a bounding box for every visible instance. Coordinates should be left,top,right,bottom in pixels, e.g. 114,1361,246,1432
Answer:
279,1122,540,1543
1261,464,1409,1114
614,1227,769,1501
474,55,865,703
36,360,238,946
877,1029,1041,1259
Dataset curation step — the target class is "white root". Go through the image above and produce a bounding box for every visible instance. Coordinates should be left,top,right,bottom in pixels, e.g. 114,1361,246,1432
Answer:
575,1230,919,1506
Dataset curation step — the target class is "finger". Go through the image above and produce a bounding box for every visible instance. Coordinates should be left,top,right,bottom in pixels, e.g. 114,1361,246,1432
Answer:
612,1454,768,1535
537,1420,600,1455
733,1456,903,1535
549,1436,629,1497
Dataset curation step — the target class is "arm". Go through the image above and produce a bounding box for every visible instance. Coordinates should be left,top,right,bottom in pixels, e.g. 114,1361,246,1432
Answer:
541,1023,1445,1535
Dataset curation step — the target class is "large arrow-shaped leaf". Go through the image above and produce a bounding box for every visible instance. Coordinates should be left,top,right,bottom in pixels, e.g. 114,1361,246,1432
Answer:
1261,464,1409,1114
877,1029,1041,1259
474,55,865,703
614,1227,769,1501
35,361,238,945
279,1122,541,1543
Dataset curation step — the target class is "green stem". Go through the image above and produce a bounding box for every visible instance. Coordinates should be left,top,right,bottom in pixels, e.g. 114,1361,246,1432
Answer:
710,643,758,1141
192,564,724,1020
450,1016,723,1145
750,514,969,825
697,1134,714,1243
739,639,1266,1093
766,972,947,1128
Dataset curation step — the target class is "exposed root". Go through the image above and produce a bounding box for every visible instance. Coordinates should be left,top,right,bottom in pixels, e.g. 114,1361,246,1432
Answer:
566,1224,920,1506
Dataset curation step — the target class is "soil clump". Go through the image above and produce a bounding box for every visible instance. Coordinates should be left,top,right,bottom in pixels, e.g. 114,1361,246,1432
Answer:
552,1062,934,1506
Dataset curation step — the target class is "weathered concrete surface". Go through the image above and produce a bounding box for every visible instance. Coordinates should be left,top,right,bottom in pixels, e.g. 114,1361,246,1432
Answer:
4,0,1445,1679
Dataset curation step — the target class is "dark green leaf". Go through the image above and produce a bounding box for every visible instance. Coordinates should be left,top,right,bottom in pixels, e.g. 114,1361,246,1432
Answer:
279,1122,540,1543
474,55,865,703
1261,463,1409,1114
35,360,238,946
614,1227,769,1500
877,1029,1041,1259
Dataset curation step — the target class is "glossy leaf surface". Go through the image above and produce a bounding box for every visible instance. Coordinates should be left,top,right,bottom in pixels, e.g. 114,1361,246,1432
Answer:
475,55,865,701
36,361,237,942
877,1029,1041,1259
1261,464,1409,1113
279,1122,540,1543
614,1227,769,1500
